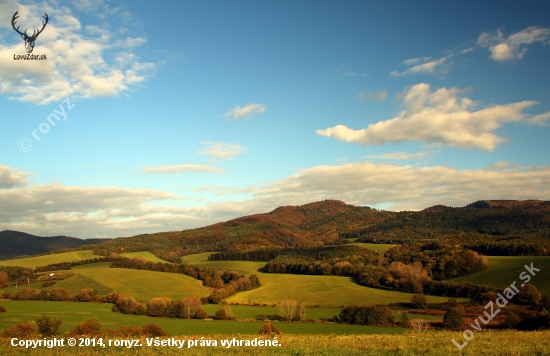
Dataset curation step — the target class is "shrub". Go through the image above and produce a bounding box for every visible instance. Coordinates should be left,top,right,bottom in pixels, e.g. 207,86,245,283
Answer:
214,309,229,320
410,294,428,309
195,309,208,319
258,323,282,335
505,311,520,329
49,288,71,301
0,306,5,313
42,281,56,288
36,315,62,337
442,308,464,330
73,289,101,302
142,323,167,337
338,306,395,326
0,322,37,338
399,311,411,328
516,284,542,305
70,317,102,336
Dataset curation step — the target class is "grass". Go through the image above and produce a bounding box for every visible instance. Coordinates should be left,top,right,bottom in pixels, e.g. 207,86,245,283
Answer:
201,305,342,320
0,330,549,355
120,251,168,263
181,252,216,264
0,300,401,336
2,263,210,301
449,256,550,296
0,250,98,268
348,243,399,252
186,258,462,307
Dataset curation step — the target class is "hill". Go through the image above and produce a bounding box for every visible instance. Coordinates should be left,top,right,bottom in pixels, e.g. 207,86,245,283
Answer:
86,199,550,260
0,230,109,260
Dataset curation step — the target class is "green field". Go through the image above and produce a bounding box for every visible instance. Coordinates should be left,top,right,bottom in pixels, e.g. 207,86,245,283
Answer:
348,243,399,252
0,250,98,268
3,263,210,301
450,256,550,296
186,258,460,306
0,300,402,336
120,251,168,263
181,252,215,264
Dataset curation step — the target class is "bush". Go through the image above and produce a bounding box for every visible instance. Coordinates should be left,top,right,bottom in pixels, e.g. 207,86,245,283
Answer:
398,311,411,328
505,311,520,329
0,306,5,313
195,309,208,319
516,284,542,305
70,317,102,336
36,315,62,337
258,323,282,335
410,294,428,309
42,281,56,288
0,322,37,338
73,289,100,302
338,306,395,326
442,308,464,330
142,323,167,337
214,309,229,320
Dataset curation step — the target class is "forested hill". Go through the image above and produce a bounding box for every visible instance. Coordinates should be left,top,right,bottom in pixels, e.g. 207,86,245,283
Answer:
0,230,108,259
88,199,550,260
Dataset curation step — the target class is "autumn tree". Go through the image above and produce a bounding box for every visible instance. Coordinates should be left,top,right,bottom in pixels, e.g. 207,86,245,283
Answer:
410,294,428,309
278,299,300,322
180,295,203,319
0,272,8,288
442,308,463,330
516,284,542,305
146,297,171,317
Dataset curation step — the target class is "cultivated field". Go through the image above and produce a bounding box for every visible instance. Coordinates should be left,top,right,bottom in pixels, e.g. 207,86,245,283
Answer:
449,256,550,296
0,250,98,268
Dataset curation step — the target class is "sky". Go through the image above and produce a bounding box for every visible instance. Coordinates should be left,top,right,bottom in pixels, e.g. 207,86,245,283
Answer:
1,0,550,239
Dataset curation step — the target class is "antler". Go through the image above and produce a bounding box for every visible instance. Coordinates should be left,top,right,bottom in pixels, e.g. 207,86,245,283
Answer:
34,13,49,38
11,11,25,36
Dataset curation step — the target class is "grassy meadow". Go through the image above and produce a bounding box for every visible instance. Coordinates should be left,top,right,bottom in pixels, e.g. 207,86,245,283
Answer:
1,331,549,355
2,263,210,301
0,250,98,268
119,251,168,263
0,300,401,336
449,256,550,296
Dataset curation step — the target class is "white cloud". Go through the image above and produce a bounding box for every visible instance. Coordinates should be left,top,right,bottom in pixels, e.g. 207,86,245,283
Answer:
342,71,367,77
390,55,451,77
478,26,550,61
356,89,387,102
317,83,542,151
0,1,154,104
142,164,225,174
2,162,550,238
199,142,244,160
237,161,550,212
0,165,29,189
527,110,550,125
364,151,428,160
225,103,266,120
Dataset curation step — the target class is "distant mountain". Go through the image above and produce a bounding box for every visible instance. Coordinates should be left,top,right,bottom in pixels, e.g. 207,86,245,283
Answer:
0,230,109,260
87,199,550,261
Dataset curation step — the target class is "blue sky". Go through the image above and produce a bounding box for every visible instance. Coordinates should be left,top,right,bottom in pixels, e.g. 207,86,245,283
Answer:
1,0,550,238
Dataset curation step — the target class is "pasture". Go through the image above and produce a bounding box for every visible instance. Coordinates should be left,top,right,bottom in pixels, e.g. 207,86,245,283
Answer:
0,300,402,336
0,250,98,268
449,256,550,296
186,257,460,306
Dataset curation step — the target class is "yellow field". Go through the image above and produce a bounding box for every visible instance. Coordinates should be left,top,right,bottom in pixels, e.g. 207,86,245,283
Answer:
0,250,98,268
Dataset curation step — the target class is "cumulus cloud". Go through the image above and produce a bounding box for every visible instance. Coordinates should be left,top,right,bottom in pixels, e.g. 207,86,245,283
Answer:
0,165,29,189
356,89,387,102
478,26,550,61
225,103,266,120
364,151,428,160
317,83,543,151
0,1,154,104
142,164,225,174
238,161,550,212
199,142,244,160
390,55,451,77
2,162,550,238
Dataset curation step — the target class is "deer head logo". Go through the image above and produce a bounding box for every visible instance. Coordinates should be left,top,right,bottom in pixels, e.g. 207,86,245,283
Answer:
12,11,49,54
